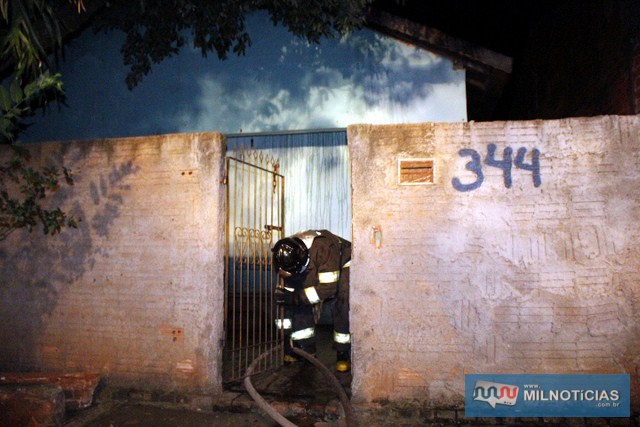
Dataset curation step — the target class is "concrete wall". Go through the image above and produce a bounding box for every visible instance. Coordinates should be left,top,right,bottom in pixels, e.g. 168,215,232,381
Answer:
348,115,640,407
0,133,226,393
3,115,640,406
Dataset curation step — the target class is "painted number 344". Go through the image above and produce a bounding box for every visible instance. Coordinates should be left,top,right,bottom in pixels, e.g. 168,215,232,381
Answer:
452,144,541,192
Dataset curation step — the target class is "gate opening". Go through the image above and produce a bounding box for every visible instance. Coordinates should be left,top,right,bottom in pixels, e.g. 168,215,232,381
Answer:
223,130,352,387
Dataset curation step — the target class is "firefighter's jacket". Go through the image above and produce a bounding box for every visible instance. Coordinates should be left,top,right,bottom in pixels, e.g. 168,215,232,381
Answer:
292,229,351,305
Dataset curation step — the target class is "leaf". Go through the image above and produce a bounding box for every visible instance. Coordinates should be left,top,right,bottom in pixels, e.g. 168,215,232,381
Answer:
0,1,9,21
9,80,23,104
0,117,12,136
0,86,11,111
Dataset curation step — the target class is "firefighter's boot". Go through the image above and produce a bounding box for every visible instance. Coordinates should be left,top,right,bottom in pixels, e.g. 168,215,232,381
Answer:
336,351,351,372
283,352,299,364
283,337,299,364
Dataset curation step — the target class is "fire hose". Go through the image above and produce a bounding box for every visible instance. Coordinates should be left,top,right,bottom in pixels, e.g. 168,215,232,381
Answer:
243,347,358,427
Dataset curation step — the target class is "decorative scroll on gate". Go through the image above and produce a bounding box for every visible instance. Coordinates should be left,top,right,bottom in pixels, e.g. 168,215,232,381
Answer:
223,146,285,382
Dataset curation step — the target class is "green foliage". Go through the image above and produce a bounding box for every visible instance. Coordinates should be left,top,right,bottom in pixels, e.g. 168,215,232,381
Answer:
0,144,78,240
0,1,80,241
0,72,77,241
93,0,374,89
0,71,65,144
0,0,65,79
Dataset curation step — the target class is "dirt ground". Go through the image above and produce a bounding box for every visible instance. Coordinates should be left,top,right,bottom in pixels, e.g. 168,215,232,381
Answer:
65,402,277,427
63,326,352,427
59,325,639,427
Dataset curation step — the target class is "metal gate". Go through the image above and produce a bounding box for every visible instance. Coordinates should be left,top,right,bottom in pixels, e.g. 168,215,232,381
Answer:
223,146,285,383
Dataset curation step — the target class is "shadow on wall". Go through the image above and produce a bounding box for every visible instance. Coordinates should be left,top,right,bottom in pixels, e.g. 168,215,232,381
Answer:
21,11,466,143
0,143,139,371
89,161,137,238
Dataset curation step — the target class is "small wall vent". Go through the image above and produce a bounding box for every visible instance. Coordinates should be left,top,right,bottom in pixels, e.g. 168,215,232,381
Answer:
398,158,435,185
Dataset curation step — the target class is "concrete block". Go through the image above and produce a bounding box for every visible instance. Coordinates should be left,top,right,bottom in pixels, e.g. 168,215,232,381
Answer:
0,372,100,410
0,384,65,427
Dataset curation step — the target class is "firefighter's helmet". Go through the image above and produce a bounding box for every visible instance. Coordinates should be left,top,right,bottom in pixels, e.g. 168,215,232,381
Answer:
272,237,309,274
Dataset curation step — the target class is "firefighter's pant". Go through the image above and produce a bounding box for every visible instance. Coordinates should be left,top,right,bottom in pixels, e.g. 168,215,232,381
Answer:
289,265,350,353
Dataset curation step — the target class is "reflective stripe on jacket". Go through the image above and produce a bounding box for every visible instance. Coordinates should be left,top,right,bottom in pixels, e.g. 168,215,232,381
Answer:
294,229,351,304
291,327,315,341
334,331,351,344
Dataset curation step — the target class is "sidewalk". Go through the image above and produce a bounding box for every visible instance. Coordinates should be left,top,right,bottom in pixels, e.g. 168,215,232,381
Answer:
62,394,640,427
61,325,640,427
63,359,352,427
61,364,639,427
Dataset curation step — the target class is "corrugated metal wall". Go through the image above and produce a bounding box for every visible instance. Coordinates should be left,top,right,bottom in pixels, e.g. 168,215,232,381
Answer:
227,129,351,241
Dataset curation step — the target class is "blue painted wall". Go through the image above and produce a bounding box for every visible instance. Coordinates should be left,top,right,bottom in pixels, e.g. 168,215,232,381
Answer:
22,12,466,143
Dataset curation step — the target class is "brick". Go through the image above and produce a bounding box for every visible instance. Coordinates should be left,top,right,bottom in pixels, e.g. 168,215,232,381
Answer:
0,384,65,427
0,372,100,410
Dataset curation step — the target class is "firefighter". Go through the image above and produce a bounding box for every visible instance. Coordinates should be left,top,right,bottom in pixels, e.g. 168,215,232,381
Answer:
272,229,351,372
